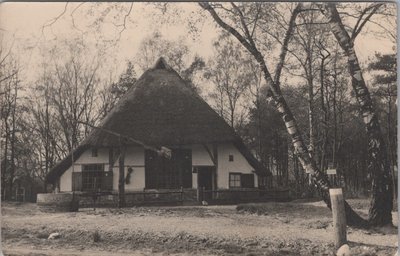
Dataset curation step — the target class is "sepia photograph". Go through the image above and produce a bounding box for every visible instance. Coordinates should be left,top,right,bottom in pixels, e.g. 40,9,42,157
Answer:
0,2,397,255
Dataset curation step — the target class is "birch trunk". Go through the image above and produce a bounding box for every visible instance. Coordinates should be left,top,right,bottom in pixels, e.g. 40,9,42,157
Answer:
320,3,393,226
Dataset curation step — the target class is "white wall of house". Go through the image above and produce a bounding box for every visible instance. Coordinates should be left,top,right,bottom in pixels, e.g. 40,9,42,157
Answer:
59,143,258,192
59,147,145,192
75,148,109,165
217,143,258,189
111,167,145,191
192,144,214,166
59,168,72,192
114,147,145,191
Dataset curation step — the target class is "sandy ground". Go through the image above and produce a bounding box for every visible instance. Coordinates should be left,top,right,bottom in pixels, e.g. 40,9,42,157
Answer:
1,199,398,255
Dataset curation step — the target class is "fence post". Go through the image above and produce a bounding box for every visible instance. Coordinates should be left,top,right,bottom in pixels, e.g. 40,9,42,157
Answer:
180,186,184,204
329,188,347,250
197,187,201,202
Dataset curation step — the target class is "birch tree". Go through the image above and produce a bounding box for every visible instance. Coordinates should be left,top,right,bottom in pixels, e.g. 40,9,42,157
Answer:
318,2,394,226
199,2,367,227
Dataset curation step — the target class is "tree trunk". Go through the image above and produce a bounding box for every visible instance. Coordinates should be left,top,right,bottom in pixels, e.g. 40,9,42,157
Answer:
320,3,393,226
3,120,9,200
9,76,18,200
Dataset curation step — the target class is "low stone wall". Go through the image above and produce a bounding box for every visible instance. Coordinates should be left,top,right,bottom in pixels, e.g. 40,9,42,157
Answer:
78,189,198,208
37,193,76,211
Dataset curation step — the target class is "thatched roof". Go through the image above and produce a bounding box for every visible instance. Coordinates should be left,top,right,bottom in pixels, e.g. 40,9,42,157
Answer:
46,58,267,183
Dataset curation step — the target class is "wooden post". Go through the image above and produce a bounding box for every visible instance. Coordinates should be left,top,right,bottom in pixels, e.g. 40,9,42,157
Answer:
197,186,202,202
118,143,126,208
329,188,347,250
180,186,184,204
212,144,218,199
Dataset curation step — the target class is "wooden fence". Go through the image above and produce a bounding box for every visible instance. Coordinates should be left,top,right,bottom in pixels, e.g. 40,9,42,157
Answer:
77,187,289,208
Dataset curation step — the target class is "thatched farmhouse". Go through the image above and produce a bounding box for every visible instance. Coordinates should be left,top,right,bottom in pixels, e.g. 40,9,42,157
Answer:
45,58,272,205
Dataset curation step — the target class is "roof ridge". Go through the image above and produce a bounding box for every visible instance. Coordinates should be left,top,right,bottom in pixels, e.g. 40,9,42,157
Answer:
153,57,172,70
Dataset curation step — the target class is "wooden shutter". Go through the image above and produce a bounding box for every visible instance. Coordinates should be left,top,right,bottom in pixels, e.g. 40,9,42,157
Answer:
241,174,254,188
72,172,82,191
102,171,113,191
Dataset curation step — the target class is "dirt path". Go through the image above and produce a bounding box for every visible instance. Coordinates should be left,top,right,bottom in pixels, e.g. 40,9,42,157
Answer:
1,201,398,255
2,248,161,256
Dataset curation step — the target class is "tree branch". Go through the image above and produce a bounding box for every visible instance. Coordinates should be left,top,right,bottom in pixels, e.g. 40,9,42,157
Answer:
41,3,69,37
273,3,302,85
116,2,134,41
351,4,383,40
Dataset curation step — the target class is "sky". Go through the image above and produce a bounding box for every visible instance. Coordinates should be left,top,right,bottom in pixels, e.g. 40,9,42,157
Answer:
0,3,217,82
0,2,397,87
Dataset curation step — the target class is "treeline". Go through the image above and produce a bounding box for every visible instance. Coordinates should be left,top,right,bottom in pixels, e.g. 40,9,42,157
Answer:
0,3,396,203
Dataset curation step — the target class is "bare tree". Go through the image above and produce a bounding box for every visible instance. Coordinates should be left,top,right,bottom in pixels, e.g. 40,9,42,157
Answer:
204,34,253,128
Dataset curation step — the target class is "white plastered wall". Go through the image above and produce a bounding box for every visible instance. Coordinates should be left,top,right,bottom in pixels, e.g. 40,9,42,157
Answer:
217,143,258,189
59,147,145,192
59,143,258,192
113,147,145,191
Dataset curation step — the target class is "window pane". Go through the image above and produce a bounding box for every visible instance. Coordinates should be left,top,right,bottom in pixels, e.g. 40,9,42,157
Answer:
229,173,241,188
82,164,104,191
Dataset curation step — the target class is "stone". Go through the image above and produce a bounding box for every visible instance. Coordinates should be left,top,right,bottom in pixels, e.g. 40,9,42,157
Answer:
336,244,351,256
48,232,61,240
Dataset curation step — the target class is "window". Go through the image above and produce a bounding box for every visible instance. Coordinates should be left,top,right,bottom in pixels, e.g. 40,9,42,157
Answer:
229,173,241,188
91,148,98,157
229,154,234,162
82,164,104,191
229,173,255,188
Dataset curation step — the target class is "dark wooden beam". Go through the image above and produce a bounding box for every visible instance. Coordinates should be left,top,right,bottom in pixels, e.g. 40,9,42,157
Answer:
212,144,218,192
118,144,126,208
202,144,216,165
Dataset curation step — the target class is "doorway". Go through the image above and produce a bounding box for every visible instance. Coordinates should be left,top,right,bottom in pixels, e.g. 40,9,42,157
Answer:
197,166,214,201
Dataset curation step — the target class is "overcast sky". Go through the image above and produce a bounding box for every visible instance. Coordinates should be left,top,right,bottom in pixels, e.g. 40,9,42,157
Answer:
0,2,396,86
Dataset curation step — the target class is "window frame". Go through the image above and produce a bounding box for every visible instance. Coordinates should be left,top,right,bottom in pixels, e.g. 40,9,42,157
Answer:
82,164,104,191
229,172,241,188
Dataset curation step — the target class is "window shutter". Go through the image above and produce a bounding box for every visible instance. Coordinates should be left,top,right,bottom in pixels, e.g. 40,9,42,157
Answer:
102,171,113,191
241,174,254,188
72,172,82,191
